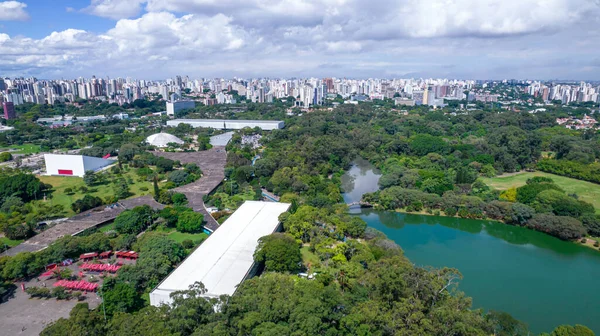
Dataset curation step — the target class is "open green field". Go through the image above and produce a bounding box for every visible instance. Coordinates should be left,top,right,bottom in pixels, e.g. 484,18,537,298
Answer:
0,144,42,154
482,171,600,214
0,237,23,248
167,231,208,244
35,168,156,217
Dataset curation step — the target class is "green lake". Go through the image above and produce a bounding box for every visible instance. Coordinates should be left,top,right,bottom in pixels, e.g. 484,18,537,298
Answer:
342,160,600,334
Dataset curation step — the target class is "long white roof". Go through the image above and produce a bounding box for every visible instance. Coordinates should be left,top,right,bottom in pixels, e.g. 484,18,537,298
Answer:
150,201,290,305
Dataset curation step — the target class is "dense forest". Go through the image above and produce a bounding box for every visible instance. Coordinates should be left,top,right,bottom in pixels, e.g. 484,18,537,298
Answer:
1,101,598,335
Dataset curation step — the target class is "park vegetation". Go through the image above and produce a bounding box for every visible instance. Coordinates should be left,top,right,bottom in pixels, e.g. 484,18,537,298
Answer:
1,99,598,334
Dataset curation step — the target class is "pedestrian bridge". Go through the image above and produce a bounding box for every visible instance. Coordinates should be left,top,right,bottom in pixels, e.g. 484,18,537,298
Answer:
347,201,372,208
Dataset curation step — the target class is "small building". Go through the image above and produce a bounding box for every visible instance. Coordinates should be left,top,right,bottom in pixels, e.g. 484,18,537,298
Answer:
166,100,196,116
2,102,16,120
167,119,284,130
149,201,291,306
146,132,185,148
44,154,116,177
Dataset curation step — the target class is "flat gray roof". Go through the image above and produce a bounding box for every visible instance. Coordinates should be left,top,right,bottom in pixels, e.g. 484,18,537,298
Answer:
170,119,283,124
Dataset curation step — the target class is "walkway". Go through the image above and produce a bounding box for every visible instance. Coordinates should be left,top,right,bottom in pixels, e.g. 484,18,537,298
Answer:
1,198,165,257
152,146,227,231
1,147,227,256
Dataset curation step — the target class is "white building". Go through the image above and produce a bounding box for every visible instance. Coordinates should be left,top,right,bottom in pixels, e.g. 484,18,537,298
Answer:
166,100,196,116
44,154,116,177
149,201,291,306
167,119,284,130
146,133,185,148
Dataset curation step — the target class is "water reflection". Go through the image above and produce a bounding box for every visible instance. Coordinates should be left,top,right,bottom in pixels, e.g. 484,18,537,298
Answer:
340,159,382,203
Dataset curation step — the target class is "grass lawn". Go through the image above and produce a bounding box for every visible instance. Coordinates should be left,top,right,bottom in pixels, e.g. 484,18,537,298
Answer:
482,171,600,214
97,222,116,232
0,237,23,248
35,167,158,217
301,246,321,268
0,144,42,154
167,231,208,244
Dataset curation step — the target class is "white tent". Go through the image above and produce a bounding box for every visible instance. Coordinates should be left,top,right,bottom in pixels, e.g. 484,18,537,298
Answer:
146,133,184,148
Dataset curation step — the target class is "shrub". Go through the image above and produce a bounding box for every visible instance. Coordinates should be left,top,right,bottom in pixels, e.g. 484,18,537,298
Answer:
140,186,149,191
181,239,195,249
71,195,103,213
526,214,587,241
581,238,587,244
52,286,70,300
176,212,204,233
594,241,599,247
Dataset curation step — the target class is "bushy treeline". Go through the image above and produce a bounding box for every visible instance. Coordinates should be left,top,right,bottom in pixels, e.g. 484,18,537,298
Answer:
537,159,600,184
366,177,598,241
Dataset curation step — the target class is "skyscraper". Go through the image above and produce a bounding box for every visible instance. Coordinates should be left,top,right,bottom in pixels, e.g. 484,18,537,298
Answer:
3,102,16,120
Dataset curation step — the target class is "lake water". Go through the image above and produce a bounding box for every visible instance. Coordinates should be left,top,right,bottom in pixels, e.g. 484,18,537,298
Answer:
342,160,600,334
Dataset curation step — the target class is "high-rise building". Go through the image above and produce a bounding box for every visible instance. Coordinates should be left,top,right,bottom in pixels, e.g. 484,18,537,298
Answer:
3,102,16,120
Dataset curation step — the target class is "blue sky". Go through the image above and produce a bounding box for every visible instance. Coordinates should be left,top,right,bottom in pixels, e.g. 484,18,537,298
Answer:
0,0,599,80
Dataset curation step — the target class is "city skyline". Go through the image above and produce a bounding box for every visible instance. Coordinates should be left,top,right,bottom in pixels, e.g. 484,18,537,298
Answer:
0,0,599,79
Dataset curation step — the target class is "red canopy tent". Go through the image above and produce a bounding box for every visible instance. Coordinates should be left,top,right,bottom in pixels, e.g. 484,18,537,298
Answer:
79,252,98,261
99,251,112,259
53,280,99,292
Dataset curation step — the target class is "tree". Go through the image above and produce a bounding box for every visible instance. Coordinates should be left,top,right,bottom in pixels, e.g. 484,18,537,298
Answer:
542,324,595,336
0,152,12,162
41,303,106,336
167,170,189,186
83,170,97,186
409,134,449,156
71,195,103,213
102,283,144,316
254,233,302,273
508,203,535,225
113,177,131,199
526,214,587,240
486,310,530,336
118,144,139,163
176,212,204,233
113,206,153,235
153,176,160,201
108,307,174,336
156,157,174,173
1,196,23,213
516,182,563,204
171,193,188,206
0,173,45,203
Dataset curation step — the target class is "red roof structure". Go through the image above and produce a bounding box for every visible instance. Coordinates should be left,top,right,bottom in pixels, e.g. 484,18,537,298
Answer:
79,252,98,260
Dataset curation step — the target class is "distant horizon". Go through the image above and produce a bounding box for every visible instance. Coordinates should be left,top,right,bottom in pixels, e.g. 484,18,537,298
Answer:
2,75,600,84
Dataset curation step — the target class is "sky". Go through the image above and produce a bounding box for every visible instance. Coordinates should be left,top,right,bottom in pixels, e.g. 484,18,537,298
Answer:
0,0,599,80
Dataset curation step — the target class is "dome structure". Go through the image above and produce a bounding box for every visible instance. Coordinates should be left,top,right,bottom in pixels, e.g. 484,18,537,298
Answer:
146,133,184,148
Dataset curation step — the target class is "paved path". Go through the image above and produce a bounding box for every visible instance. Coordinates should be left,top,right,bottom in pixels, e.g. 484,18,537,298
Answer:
1,198,165,257
153,146,227,231
1,147,227,256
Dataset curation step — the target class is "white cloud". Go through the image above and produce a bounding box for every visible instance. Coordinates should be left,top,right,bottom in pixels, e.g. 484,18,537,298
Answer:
1,0,600,78
0,1,29,21
106,12,250,54
84,0,145,20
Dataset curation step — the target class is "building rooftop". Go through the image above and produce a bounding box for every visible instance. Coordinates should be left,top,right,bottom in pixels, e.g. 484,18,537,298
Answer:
150,201,290,306
171,119,283,125
146,132,184,148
